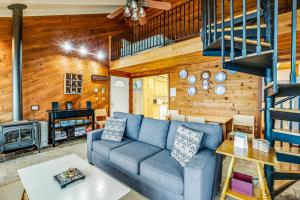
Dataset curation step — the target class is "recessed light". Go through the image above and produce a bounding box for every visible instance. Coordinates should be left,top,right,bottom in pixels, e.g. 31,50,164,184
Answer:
142,67,147,70
96,51,105,60
62,41,72,52
79,46,88,56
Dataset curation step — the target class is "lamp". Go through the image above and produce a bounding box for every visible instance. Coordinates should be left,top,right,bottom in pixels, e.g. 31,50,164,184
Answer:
131,0,138,11
138,7,146,17
124,6,131,17
131,10,139,21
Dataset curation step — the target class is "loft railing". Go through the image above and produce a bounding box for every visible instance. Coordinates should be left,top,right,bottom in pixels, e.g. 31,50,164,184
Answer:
111,0,201,61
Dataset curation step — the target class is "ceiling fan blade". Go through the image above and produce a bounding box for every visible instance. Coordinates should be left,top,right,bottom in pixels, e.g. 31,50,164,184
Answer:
107,6,124,19
143,0,172,10
139,17,147,26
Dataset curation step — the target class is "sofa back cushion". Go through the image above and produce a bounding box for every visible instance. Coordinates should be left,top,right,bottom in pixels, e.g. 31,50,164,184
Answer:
113,112,143,140
166,121,222,151
138,118,170,148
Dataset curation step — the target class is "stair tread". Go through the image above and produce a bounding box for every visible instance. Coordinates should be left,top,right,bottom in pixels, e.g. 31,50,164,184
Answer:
275,161,300,174
273,128,300,136
224,35,271,47
270,108,300,114
225,50,273,66
210,9,259,27
275,147,300,157
208,24,267,33
265,82,300,89
274,180,297,190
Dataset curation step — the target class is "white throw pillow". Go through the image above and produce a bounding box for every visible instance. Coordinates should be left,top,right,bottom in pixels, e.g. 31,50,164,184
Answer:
171,125,203,167
101,118,127,142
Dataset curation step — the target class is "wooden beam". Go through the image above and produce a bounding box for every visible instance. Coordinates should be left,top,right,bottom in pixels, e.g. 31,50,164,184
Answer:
110,37,203,71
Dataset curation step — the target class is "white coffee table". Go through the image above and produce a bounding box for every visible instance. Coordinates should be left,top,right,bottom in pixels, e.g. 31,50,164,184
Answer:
18,154,131,200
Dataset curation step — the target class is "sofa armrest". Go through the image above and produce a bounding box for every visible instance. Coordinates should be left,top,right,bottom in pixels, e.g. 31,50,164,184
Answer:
87,129,104,163
184,149,218,200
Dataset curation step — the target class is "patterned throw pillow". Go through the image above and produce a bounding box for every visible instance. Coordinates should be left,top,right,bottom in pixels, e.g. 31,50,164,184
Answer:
171,125,204,167
101,118,127,142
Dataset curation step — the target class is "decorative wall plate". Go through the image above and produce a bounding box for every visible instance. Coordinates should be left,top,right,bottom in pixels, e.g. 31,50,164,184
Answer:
188,86,197,96
215,71,227,83
227,70,237,75
179,70,188,79
203,79,209,85
201,71,211,80
215,85,226,95
188,75,197,85
202,83,210,91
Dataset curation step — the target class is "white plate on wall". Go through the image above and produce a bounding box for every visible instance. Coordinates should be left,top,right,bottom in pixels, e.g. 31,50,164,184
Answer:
188,86,197,96
188,75,197,85
215,71,227,83
202,83,210,91
215,85,226,95
201,71,211,80
179,70,188,79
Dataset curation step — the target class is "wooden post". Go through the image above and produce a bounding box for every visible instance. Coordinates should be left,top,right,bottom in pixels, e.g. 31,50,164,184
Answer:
220,157,236,200
108,36,112,66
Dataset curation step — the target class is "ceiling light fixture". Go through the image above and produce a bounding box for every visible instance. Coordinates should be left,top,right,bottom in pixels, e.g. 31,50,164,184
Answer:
62,41,72,52
79,46,88,56
96,51,105,60
138,7,146,17
124,6,131,17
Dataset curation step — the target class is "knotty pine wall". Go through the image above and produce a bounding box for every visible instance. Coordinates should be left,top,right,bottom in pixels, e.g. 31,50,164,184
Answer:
0,14,126,123
129,60,262,134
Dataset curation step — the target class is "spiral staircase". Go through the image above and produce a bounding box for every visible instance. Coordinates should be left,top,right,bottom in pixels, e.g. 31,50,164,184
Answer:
201,0,300,198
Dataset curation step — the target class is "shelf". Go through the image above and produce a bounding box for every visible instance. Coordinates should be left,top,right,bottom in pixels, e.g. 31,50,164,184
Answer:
54,122,92,129
226,187,260,200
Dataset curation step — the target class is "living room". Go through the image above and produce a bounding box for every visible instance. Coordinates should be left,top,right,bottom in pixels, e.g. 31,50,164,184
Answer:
0,0,300,200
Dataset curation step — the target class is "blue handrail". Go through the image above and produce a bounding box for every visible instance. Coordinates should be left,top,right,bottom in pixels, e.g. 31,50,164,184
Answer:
291,0,297,84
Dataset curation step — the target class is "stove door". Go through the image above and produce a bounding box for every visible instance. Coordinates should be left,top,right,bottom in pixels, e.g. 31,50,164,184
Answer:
20,128,34,141
4,129,19,144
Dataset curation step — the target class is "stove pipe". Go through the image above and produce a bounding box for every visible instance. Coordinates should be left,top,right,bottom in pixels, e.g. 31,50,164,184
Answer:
8,4,27,121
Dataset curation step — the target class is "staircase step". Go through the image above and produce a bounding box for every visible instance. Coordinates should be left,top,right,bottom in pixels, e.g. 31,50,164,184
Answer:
206,25,267,38
270,108,300,122
203,36,271,57
208,9,263,29
276,147,300,164
265,82,300,97
223,50,273,77
275,161,300,174
273,129,300,145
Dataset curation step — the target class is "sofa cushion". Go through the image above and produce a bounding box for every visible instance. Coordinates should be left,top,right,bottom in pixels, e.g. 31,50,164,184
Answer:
166,120,222,151
113,112,143,140
171,126,203,167
93,137,133,159
101,118,127,142
110,141,161,174
138,118,170,148
140,150,184,195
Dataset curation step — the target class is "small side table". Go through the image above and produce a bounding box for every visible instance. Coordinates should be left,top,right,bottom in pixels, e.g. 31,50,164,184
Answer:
216,140,276,200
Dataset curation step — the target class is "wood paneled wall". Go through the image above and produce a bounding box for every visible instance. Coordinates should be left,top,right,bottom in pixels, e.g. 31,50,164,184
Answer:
129,60,262,134
0,14,127,123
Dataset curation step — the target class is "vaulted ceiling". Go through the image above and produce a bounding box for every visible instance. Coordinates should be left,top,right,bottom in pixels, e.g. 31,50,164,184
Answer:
0,0,126,17
0,0,184,17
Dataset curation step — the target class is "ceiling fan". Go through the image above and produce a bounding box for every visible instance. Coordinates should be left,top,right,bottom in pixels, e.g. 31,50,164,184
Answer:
107,0,172,25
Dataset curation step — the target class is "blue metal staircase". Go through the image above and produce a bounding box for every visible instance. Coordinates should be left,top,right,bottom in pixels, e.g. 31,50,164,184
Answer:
201,0,300,198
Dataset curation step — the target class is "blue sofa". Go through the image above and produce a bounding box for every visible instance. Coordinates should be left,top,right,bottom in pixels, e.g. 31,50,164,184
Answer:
87,112,223,200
